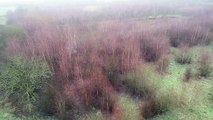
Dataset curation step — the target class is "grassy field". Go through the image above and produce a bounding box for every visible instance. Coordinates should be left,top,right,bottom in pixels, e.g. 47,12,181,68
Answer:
152,46,213,120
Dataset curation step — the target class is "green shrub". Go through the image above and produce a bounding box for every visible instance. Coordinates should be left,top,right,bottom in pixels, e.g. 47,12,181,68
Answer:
122,65,161,97
119,95,142,120
197,53,212,78
140,97,161,119
174,49,192,64
0,56,52,114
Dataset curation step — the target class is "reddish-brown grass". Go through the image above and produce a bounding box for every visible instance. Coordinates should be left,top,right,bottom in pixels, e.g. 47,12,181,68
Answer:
5,15,143,116
6,9,213,119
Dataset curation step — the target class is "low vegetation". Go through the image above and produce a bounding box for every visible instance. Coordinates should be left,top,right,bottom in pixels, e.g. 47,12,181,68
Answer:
0,1,213,120
197,52,213,78
174,46,193,64
0,56,52,114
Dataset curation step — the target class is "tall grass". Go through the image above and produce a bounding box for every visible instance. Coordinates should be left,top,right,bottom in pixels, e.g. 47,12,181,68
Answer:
169,19,211,47
0,56,52,114
5,15,143,118
139,28,170,62
3,6,213,119
174,46,192,64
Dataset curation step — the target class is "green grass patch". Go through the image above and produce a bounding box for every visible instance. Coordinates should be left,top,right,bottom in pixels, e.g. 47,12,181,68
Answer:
0,107,55,120
123,45,213,119
151,46,213,119
152,106,213,120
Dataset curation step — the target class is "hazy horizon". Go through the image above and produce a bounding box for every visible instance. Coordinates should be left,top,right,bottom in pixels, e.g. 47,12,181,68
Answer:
0,0,210,6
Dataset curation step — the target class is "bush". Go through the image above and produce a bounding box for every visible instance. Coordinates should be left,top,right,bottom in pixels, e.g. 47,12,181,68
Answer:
98,28,141,84
0,56,52,114
169,20,210,47
183,68,192,82
197,52,212,78
156,55,170,74
140,97,161,119
174,47,192,64
122,66,163,118
139,33,169,62
122,65,161,97
118,95,141,120
175,52,192,64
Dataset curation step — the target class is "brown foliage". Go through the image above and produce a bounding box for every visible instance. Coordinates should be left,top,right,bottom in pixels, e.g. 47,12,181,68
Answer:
139,28,170,62
169,19,210,47
5,17,142,116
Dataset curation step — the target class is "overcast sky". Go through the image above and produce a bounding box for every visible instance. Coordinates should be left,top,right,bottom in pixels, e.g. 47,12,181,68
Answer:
0,0,209,6
0,0,114,5
0,0,153,6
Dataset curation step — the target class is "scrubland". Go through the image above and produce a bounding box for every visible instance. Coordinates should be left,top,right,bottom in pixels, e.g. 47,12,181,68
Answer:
0,1,213,120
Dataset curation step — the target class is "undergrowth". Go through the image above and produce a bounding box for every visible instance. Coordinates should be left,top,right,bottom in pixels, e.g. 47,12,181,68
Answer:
0,56,52,115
